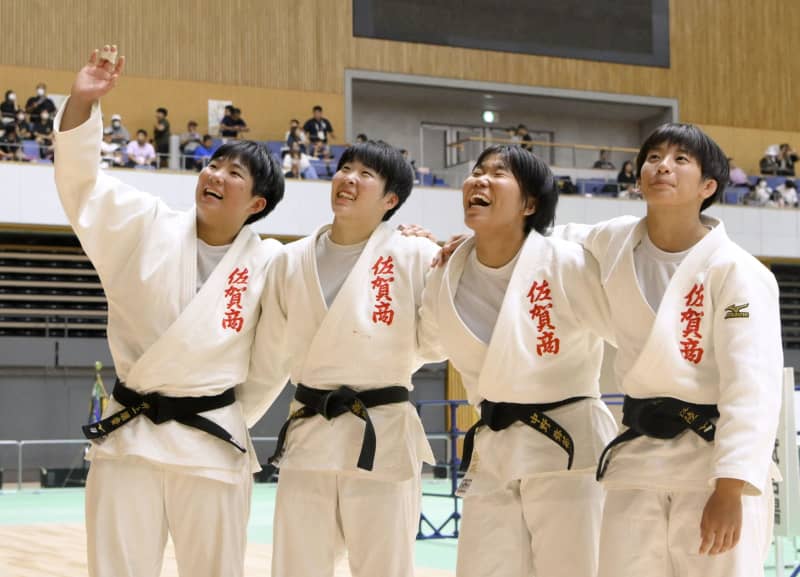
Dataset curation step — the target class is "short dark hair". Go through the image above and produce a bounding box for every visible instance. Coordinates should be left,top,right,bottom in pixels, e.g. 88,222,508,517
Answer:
313,105,323,112
232,107,241,115
209,140,285,224
336,141,414,221
157,107,168,116
356,133,368,141
224,105,234,112
785,179,796,189
188,120,198,127
473,145,557,235
636,123,729,212
137,129,148,137
202,134,212,142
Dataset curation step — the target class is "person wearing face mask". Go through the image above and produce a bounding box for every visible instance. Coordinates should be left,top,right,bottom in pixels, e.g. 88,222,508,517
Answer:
14,110,32,140
1,90,19,125
106,113,130,145
25,82,56,124
32,110,54,160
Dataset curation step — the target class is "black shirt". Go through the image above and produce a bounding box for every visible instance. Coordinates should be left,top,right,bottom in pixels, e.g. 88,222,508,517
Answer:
303,118,334,143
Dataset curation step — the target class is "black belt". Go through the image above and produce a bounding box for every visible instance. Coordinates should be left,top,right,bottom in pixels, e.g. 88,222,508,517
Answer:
595,395,719,480
82,380,246,453
460,396,588,472
268,384,410,471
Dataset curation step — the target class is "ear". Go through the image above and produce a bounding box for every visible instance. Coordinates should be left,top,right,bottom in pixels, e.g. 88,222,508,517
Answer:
383,191,399,211
248,196,267,215
522,196,537,216
700,178,718,201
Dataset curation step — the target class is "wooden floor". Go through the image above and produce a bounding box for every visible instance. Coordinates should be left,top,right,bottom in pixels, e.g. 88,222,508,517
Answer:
0,524,455,577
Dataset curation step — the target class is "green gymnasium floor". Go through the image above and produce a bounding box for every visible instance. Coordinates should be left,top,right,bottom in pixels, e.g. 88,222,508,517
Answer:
1,479,797,576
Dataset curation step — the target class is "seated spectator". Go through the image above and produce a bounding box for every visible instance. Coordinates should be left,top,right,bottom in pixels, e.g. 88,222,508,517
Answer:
303,105,335,159
593,149,615,169
24,83,56,124
100,129,124,168
776,179,798,207
355,133,368,143
153,107,171,168
285,118,308,154
0,125,26,161
749,177,773,206
728,157,749,186
107,113,130,145
31,110,54,160
125,129,157,168
282,141,318,180
760,145,780,175
14,110,32,140
777,143,798,176
180,121,203,169
1,90,18,125
192,134,219,169
617,160,636,190
516,124,533,151
741,183,763,207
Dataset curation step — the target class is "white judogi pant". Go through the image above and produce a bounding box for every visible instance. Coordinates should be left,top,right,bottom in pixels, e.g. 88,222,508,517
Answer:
272,469,421,577
456,470,604,577
598,487,773,577
85,456,252,577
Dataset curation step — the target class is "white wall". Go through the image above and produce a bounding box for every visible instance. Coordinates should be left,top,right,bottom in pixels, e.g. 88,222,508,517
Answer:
1,161,796,258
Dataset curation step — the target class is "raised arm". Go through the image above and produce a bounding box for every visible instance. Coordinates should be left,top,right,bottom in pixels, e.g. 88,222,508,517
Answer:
61,46,125,131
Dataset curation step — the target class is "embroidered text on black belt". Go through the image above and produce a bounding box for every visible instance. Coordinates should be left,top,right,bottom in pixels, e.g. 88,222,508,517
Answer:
268,384,409,471
82,380,246,453
595,395,719,481
460,396,588,472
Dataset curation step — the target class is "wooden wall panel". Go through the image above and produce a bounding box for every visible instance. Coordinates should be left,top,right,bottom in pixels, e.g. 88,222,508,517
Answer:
1,0,799,131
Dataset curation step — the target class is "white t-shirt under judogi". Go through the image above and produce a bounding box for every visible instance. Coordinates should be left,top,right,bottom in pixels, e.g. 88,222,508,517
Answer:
197,239,231,291
454,247,520,344
315,231,367,308
633,233,690,311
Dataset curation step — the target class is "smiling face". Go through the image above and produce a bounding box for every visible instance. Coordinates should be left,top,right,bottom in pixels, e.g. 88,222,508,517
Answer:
462,153,533,235
639,142,717,211
195,156,266,236
330,159,396,224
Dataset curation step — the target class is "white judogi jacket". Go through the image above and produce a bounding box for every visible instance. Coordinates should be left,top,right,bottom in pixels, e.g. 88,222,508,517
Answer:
582,215,782,495
54,101,282,483
418,232,618,482
248,222,441,481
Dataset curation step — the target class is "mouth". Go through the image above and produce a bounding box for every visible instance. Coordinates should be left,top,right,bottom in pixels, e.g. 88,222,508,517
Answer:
203,188,223,200
467,192,492,208
336,190,356,201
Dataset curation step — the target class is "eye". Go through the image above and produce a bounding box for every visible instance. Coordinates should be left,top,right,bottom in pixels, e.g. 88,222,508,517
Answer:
676,155,690,163
361,171,373,178
232,171,242,178
647,153,661,162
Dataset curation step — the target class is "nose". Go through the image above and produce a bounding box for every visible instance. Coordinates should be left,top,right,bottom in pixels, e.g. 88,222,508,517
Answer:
655,156,673,174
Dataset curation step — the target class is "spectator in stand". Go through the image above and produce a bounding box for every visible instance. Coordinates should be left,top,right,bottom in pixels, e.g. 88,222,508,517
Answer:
153,107,171,168
125,129,157,168
593,149,615,169
355,133,368,144
192,134,219,169
776,179,798,207
617,160,636,191
285,118,308,154
107,113,130,145
303,105,335,159
505,126,521,144
748,177,773,206
14,110,32,139
220,106,248,139
100,129,124,168
728,157,749,186
1,90,19,125
760,145,780,175
281,141,318,180
25,83,56,124
31,109,54,160
516,124,533,151
180,120,203,169
0,124,25,161
777,143,798,176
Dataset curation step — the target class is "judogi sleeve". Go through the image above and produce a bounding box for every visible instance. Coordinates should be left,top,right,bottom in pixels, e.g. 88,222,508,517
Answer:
568,248,617,347
54,99,160,284
240,250,292,427
416,264,446,363
710,259,783,495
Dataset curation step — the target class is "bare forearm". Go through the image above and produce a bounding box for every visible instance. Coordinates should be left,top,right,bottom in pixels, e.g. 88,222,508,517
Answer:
60,95,94,132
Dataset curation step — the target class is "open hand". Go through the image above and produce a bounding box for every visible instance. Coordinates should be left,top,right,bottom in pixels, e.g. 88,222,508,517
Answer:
431,234,468,267
698,479,744,555
71,45,125,105
398,223,437,243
